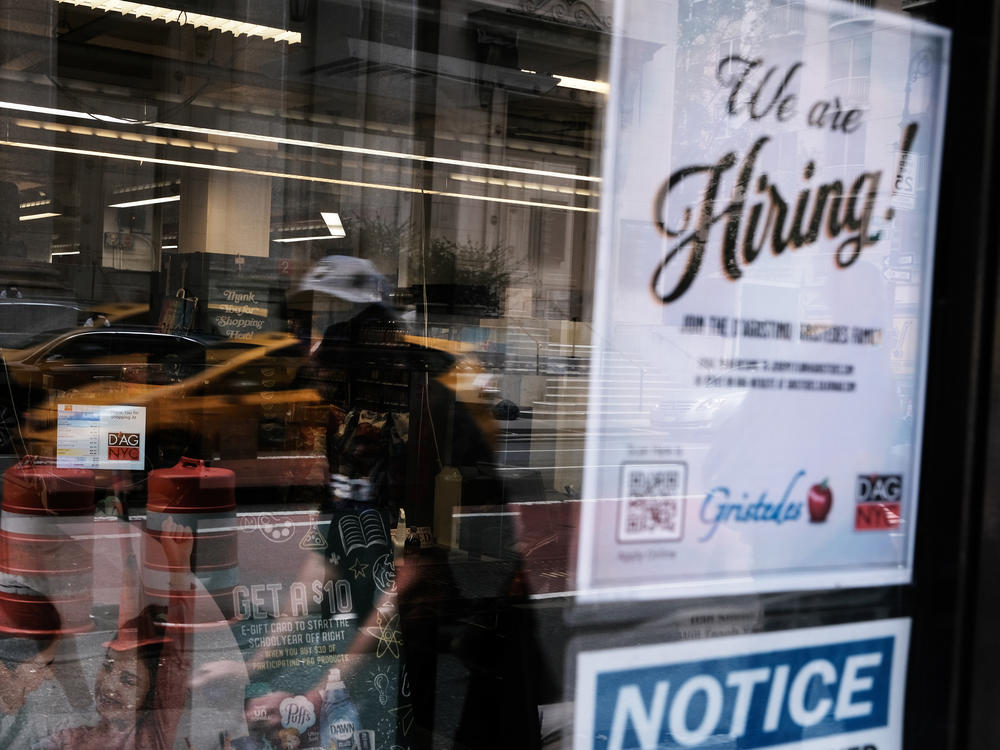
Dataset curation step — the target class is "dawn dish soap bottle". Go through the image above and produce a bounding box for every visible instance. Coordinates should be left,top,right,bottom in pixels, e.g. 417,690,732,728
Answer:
320,667,362,750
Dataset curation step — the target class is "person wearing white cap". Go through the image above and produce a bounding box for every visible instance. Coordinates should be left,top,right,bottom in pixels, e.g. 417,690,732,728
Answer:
295,255,387,305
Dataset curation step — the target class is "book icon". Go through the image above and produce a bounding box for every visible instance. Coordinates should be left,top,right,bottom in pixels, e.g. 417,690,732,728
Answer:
338,509,388,555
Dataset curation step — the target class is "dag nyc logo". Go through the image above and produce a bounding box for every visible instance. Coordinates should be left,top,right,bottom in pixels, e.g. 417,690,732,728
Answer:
107,432,139,461
854,474,902,531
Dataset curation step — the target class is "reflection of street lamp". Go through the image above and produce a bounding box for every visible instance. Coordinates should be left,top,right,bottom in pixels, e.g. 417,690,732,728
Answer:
901,46,937,125
892,46,938,202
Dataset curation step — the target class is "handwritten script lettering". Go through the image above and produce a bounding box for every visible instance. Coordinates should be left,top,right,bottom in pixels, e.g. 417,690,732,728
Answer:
647,53,915,305
651,136,886,303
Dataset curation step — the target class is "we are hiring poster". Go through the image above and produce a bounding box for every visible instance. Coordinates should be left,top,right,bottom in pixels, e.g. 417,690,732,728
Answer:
577,0,950,599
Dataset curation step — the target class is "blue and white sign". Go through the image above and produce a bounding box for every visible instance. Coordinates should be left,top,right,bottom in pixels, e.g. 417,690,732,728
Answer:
574,619,910,750
578,0,950,598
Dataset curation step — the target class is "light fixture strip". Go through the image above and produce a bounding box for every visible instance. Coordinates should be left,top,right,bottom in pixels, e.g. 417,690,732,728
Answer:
320,211,346,238
48,73,598,160
112,179,180,195
448,172,598,198
0,139,598,214
273,235,342,244
0,100,135,123
108,195,180,208
56,1,301,44
520,70,609,95
0,101,598,184
19,212,61,221
15,117,239,153
553,75,609,95
149,121,601,183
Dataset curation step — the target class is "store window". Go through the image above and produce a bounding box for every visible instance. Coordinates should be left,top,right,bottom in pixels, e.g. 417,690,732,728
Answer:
0,0,980,749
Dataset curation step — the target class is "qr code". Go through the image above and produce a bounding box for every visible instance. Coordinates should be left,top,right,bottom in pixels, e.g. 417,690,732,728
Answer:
618,464,686,542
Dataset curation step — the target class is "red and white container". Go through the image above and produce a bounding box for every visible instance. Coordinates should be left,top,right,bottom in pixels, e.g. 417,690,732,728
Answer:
0,456,96,635
143,457,238,628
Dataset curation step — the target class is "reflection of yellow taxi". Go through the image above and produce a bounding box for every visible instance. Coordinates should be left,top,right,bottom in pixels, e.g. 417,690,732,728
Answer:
2,326,214,453
18,330,330,496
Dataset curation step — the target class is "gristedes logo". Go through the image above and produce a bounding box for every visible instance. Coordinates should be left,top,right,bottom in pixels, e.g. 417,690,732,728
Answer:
854,474,901,531
107,432,140,461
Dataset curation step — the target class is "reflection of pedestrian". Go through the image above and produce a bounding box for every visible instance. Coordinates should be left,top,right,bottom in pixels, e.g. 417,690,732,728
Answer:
84,313,110,327
198,257,550,749
0,284,22,298
306,301,546,749
33,518,195,750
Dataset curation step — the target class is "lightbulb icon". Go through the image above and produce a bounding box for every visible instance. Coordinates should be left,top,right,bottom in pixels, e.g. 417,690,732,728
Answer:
374,672,391,706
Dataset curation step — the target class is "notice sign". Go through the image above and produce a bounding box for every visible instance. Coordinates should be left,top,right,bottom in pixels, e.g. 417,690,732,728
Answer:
577,0,949,598
574,618,910,750
57,404,146,469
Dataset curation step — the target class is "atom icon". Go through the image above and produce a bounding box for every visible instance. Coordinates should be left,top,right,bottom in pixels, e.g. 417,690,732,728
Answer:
366,609,403,659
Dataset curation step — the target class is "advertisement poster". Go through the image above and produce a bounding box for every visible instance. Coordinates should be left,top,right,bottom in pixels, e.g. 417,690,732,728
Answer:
577,0,950,598
574,618,910,750
56,403,146,469
226,508,406,750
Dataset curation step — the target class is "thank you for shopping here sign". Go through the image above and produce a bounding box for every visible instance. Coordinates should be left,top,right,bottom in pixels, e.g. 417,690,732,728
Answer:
574,619,910,750
576,0,950,598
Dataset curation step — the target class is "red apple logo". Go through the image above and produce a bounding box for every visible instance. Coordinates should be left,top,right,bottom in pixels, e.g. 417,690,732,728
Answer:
808,479,833,523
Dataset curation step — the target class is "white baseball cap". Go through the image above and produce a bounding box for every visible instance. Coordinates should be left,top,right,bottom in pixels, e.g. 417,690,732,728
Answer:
296,255,387,303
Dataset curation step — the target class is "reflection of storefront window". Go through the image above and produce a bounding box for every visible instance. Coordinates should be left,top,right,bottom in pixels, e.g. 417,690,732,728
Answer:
830,34,873,101
769,0,807,36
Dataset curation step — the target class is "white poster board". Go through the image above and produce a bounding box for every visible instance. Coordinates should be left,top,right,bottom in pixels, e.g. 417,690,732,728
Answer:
57,403,146,470
577,0,949,599
574,618,911,750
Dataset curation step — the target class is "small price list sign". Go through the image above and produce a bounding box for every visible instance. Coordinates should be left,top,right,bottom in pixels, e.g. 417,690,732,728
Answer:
57,404,145,469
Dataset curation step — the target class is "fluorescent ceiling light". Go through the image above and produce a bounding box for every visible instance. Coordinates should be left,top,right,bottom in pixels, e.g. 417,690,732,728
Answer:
51,251,80,257
108,195,180,208
56,1,301,44
112,180,179,195
520,70,609,95
321,212,346,238
273,235,341,243
0,139,597,213
161,244,178,249
430,190,595,213
449,172,598,197
553,75,609,95
20,212,60,221
153,122,600,183
1,100,599,183
15,117,238,152
0,101,135,123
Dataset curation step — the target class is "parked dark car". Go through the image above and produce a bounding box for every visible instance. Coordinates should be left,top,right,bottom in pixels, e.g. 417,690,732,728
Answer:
0,300,84,349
